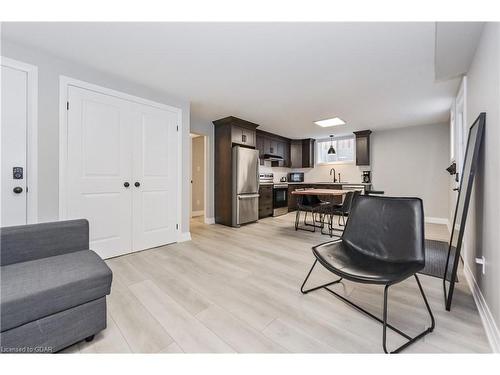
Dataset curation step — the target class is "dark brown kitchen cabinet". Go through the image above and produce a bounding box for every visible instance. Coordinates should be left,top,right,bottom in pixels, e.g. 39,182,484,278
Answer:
232,125,256,147
213,116,259,226
290,139,315,168
256,135,265,158
287,184,312,211
353,130,372,166
256,130,291,167
258,185,273,218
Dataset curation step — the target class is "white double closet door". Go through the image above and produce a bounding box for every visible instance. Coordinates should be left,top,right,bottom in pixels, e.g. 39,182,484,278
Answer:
66,86,178,259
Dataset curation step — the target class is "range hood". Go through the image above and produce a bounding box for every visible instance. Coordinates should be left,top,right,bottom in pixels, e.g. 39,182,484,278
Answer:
262,153,284,161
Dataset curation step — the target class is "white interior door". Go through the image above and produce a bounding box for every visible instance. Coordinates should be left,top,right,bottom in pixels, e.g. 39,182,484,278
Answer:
1,65,28,227
65,83,179,258
132,104,178,251
66,86,133,258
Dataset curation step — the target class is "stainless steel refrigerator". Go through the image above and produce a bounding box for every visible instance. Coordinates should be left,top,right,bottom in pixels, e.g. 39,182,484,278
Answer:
232,146,260,227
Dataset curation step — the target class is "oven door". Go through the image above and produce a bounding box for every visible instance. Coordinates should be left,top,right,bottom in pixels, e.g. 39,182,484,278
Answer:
273,187,288,216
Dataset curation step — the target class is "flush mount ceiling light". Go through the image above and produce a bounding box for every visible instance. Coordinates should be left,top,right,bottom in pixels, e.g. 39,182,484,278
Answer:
328,135,336,155
314,117,346,127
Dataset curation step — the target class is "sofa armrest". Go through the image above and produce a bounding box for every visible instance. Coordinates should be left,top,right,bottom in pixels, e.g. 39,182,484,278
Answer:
0,219,89,266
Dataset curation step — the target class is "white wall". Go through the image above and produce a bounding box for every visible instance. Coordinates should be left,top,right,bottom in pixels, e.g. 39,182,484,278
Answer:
463,23,500,339
191,136,205,214
371,123,450,219
1,40,192,237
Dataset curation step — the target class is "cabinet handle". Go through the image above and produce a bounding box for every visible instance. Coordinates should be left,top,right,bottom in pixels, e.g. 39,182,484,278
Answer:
124,182,130,188
135,182,141,187
13,186,23,194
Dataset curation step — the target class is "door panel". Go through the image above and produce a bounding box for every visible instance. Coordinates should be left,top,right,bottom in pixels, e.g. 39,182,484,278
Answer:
132,105,178,251
67,86,133,259
1,66,28,227
237,195,259,224
234,147,259,194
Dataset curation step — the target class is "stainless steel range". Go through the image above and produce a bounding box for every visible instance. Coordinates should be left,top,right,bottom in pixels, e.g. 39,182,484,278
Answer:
272,182,288,217
259,173,288,217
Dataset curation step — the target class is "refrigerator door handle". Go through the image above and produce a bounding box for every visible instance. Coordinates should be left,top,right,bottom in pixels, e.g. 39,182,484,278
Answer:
238,194,260,199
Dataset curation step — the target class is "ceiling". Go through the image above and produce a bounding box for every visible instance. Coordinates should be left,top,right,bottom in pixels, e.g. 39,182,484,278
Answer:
2,22,469,138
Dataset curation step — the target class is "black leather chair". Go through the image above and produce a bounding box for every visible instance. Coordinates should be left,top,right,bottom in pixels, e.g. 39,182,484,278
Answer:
294,194,328,232
319,190,360,236
301,195,435,353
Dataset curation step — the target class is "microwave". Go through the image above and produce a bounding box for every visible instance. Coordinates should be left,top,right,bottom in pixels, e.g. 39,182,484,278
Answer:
288,172,304,183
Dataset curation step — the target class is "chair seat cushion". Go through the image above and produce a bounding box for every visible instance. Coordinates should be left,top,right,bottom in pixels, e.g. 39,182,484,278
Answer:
1,250,112,332
312,240,424,285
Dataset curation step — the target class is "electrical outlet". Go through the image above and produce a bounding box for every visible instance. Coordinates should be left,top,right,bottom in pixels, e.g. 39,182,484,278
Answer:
475,256,486,275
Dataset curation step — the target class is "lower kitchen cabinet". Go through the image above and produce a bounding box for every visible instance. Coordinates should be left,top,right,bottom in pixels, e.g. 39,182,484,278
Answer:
288,184,311,211
258,185,273,218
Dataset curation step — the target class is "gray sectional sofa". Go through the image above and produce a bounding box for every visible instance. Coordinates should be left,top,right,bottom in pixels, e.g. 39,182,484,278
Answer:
0,219,112,353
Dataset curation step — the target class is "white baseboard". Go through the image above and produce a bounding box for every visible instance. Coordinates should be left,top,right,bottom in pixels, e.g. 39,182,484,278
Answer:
191,210,204,218
177,231,192,242
463,262,500,352
425,216,450,226
204,217,215,225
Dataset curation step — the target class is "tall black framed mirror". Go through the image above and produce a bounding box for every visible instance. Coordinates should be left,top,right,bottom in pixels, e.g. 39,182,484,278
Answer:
443,112,485,311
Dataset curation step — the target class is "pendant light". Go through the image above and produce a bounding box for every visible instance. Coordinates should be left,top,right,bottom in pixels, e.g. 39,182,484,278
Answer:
327,135,336,154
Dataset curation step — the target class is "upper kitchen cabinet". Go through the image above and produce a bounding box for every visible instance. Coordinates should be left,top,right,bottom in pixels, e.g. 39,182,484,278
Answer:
290,138,315,168
353,130,372,166
256,130,291,167
213,116,259,148
232,125,256,147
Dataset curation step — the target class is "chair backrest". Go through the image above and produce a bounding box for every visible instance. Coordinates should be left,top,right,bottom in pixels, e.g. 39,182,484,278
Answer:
342,195,425,264
341,190,361,212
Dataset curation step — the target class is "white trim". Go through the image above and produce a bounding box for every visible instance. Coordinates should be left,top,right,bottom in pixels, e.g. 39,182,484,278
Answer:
203,134,210,224
204,217,215,225
424,216,450,226
178,232,192,242
1,56,38,224
58,75,183,244
463,262,500,352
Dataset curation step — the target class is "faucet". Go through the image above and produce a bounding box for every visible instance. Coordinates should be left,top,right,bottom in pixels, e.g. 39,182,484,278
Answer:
329,168,337,183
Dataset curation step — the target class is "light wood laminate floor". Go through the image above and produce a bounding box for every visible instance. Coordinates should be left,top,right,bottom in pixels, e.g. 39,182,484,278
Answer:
65,214,491,353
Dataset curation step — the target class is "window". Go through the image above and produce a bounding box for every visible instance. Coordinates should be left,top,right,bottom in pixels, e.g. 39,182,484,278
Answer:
316,134,355,164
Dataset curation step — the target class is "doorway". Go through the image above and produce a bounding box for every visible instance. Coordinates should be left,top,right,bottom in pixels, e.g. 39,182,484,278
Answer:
0,57,38,227
190,133,207,222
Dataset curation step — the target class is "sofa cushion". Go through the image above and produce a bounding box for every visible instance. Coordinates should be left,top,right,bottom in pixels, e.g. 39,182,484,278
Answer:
1,219,89,266
1,250,112,332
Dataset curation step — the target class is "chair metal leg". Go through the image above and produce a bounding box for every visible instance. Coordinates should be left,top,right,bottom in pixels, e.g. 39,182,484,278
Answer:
295,208,315,233
301,262,435,353
300,259,343,294
382,275,435,353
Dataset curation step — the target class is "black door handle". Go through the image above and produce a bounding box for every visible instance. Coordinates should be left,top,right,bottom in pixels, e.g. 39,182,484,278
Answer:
134,182,141,187
124,182,130,188
13,186,23,194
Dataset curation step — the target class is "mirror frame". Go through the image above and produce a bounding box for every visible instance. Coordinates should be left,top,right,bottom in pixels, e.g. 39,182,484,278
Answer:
443,112,485,311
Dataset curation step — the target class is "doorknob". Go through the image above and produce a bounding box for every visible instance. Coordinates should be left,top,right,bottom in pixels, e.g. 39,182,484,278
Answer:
134,182,141,187
124,182,130,188
13,186,23,194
